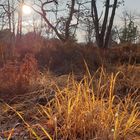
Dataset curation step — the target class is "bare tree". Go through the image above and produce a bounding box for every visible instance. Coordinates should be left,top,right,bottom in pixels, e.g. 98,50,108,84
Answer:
17,0,24,38
0,4,6,30
31,0,81,42
91,0,123,48
11,0,16,35
0,0,16,32
85,18,95,44
0,1,11,30
0,0,16,60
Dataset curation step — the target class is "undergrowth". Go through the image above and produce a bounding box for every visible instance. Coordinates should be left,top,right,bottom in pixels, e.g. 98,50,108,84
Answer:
0,39,140,139
1,68,139,140
0,54,39,95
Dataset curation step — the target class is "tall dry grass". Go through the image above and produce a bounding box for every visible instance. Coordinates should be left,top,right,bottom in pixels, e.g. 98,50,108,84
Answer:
3,68,140,140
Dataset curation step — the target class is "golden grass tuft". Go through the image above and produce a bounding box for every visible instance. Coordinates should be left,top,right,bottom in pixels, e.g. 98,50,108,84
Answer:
2,68,140,140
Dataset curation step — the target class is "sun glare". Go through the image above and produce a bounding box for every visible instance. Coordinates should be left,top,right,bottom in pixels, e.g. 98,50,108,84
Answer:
22,5,31,15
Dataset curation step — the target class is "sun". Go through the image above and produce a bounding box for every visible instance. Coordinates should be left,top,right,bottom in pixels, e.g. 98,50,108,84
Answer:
22,5,31,15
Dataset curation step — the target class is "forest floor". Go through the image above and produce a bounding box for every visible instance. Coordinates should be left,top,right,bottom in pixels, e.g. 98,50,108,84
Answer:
0,44,140,140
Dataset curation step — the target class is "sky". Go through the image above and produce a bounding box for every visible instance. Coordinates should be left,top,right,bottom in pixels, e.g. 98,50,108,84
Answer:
22,0,140,26
22,0,140,42
116,0,140,20
123,0,140,12
78,0,140,42
15,0,140,43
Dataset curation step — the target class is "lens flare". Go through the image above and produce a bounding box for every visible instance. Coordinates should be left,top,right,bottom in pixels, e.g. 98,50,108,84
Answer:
22,5,31,15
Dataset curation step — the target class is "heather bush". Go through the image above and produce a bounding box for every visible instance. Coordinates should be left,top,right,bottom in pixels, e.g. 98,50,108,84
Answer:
36,44,102,74
0,54,39,96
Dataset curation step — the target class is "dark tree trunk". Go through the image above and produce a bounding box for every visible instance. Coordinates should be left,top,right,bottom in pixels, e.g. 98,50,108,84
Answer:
104,0,118,48
33,0,77,42
100,0,110,47
91,0,118,48
91,0,100,47
65,0,75,41
17,0,23,38
7,0,11,31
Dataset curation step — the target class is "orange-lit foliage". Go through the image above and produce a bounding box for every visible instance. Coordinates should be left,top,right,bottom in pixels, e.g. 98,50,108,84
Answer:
0,54,39,95
36,42,140,74
17,54,39,91
0,36,140,95
15,32,45,58
0,37,140,139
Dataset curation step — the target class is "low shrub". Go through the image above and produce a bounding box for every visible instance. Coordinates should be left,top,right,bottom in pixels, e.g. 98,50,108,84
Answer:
0,54,39,96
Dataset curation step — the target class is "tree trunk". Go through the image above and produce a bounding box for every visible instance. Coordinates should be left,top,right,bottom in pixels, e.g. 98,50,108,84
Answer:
65,0,75,41
91,0,118,48
91,0,101,47
17,0,23,38
104,0,118,48
7,0,11,31
100,0,110,47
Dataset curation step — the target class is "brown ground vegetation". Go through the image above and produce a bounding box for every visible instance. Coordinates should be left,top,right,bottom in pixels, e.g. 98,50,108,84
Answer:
0,37,140,139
